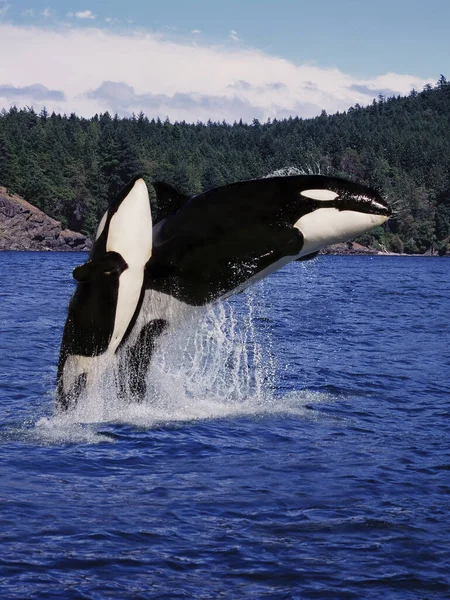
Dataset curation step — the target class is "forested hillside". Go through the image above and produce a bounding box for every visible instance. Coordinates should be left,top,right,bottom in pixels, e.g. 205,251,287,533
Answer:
1,77,450,253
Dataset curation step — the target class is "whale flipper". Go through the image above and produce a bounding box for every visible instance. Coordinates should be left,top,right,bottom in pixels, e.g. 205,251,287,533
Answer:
73,252,128,282
118,318,167,401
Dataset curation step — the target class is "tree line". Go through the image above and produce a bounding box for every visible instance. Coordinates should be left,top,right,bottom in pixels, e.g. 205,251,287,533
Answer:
1,76,450,253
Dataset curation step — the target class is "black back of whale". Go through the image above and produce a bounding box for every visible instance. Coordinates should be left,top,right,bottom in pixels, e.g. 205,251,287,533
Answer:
145,174,385,305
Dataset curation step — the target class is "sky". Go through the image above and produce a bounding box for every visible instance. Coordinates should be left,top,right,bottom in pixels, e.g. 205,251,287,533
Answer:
0,0,448,123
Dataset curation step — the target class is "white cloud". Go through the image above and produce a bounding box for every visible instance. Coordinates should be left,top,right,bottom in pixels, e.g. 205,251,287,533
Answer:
73,10,96,20
191,29,201,34
0,23,433,123
41,8,52,19
21,9,35,17
0,83,65,101
229,29,239,42
0,2,11,17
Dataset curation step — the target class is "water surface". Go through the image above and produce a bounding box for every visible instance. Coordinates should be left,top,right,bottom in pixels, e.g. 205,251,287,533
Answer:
0,252,449,599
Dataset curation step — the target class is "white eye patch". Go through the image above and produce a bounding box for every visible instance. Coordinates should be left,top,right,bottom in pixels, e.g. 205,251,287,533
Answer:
300,189,339,201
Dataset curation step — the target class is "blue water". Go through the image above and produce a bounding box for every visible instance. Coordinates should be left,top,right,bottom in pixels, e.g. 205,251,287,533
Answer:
0,252,449,599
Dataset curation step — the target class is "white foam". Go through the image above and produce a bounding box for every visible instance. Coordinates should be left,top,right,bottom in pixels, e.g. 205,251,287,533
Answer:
34,417,114,444
35,388,332,436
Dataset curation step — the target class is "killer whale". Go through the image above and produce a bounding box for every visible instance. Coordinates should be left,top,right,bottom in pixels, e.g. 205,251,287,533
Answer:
56,174,391,410
56,176,152,410
146,174,391,305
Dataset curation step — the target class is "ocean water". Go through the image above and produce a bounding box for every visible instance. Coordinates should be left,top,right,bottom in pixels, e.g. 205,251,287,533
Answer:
0,251,449,599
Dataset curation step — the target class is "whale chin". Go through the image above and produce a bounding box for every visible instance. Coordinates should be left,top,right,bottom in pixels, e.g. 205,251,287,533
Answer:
295,208,389,256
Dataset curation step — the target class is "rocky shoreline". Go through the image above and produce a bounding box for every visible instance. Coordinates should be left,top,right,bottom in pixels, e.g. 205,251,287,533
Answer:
0,187,92,252
319,242,380,255
320,241,449,256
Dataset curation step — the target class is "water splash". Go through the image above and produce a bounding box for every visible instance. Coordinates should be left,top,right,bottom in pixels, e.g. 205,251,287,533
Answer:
37,289,264,423
265,166,309,177
34,169,339,439
32,285,332,440
149,290,276,406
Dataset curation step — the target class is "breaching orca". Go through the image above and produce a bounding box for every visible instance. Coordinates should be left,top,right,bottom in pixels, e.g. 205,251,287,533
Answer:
56,174,391,410
56,176,152,410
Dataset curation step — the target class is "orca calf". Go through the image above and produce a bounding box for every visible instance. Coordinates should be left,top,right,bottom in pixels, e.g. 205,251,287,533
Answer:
56,174,390,410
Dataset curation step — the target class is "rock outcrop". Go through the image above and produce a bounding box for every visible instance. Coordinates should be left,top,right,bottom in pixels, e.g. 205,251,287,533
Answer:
319,241,380,255
0,187,92,251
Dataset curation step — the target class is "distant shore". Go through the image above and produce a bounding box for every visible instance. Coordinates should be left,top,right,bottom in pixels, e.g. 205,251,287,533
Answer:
1,247,447,257
319,242,448,257
0,187,91,252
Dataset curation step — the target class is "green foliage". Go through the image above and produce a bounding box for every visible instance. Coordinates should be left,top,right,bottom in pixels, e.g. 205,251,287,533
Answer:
389,234,404,254
1,77,450,252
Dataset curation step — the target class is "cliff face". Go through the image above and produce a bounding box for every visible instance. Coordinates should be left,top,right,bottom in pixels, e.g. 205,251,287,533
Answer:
0,187,92,252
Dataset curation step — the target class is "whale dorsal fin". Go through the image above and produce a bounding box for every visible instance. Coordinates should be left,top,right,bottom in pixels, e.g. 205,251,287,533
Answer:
152,181,190,223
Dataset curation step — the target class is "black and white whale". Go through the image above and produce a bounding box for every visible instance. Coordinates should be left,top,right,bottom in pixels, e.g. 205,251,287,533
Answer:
56,177,153,409
56,174,391,410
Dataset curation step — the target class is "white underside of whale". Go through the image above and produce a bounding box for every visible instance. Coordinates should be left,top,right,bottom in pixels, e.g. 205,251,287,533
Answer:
107,178,153,354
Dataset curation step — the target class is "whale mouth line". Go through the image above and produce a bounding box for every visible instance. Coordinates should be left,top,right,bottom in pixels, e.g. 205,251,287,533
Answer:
324,194,392,218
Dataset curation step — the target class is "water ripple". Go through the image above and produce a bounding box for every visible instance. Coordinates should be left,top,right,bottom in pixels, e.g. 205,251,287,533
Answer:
0,254,449,598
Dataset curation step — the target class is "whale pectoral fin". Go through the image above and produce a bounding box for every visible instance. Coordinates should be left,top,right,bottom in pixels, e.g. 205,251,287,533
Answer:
73,252,128,282
259,224,304,265
281,225,304,257
118,319,168,401
56,371,88,412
